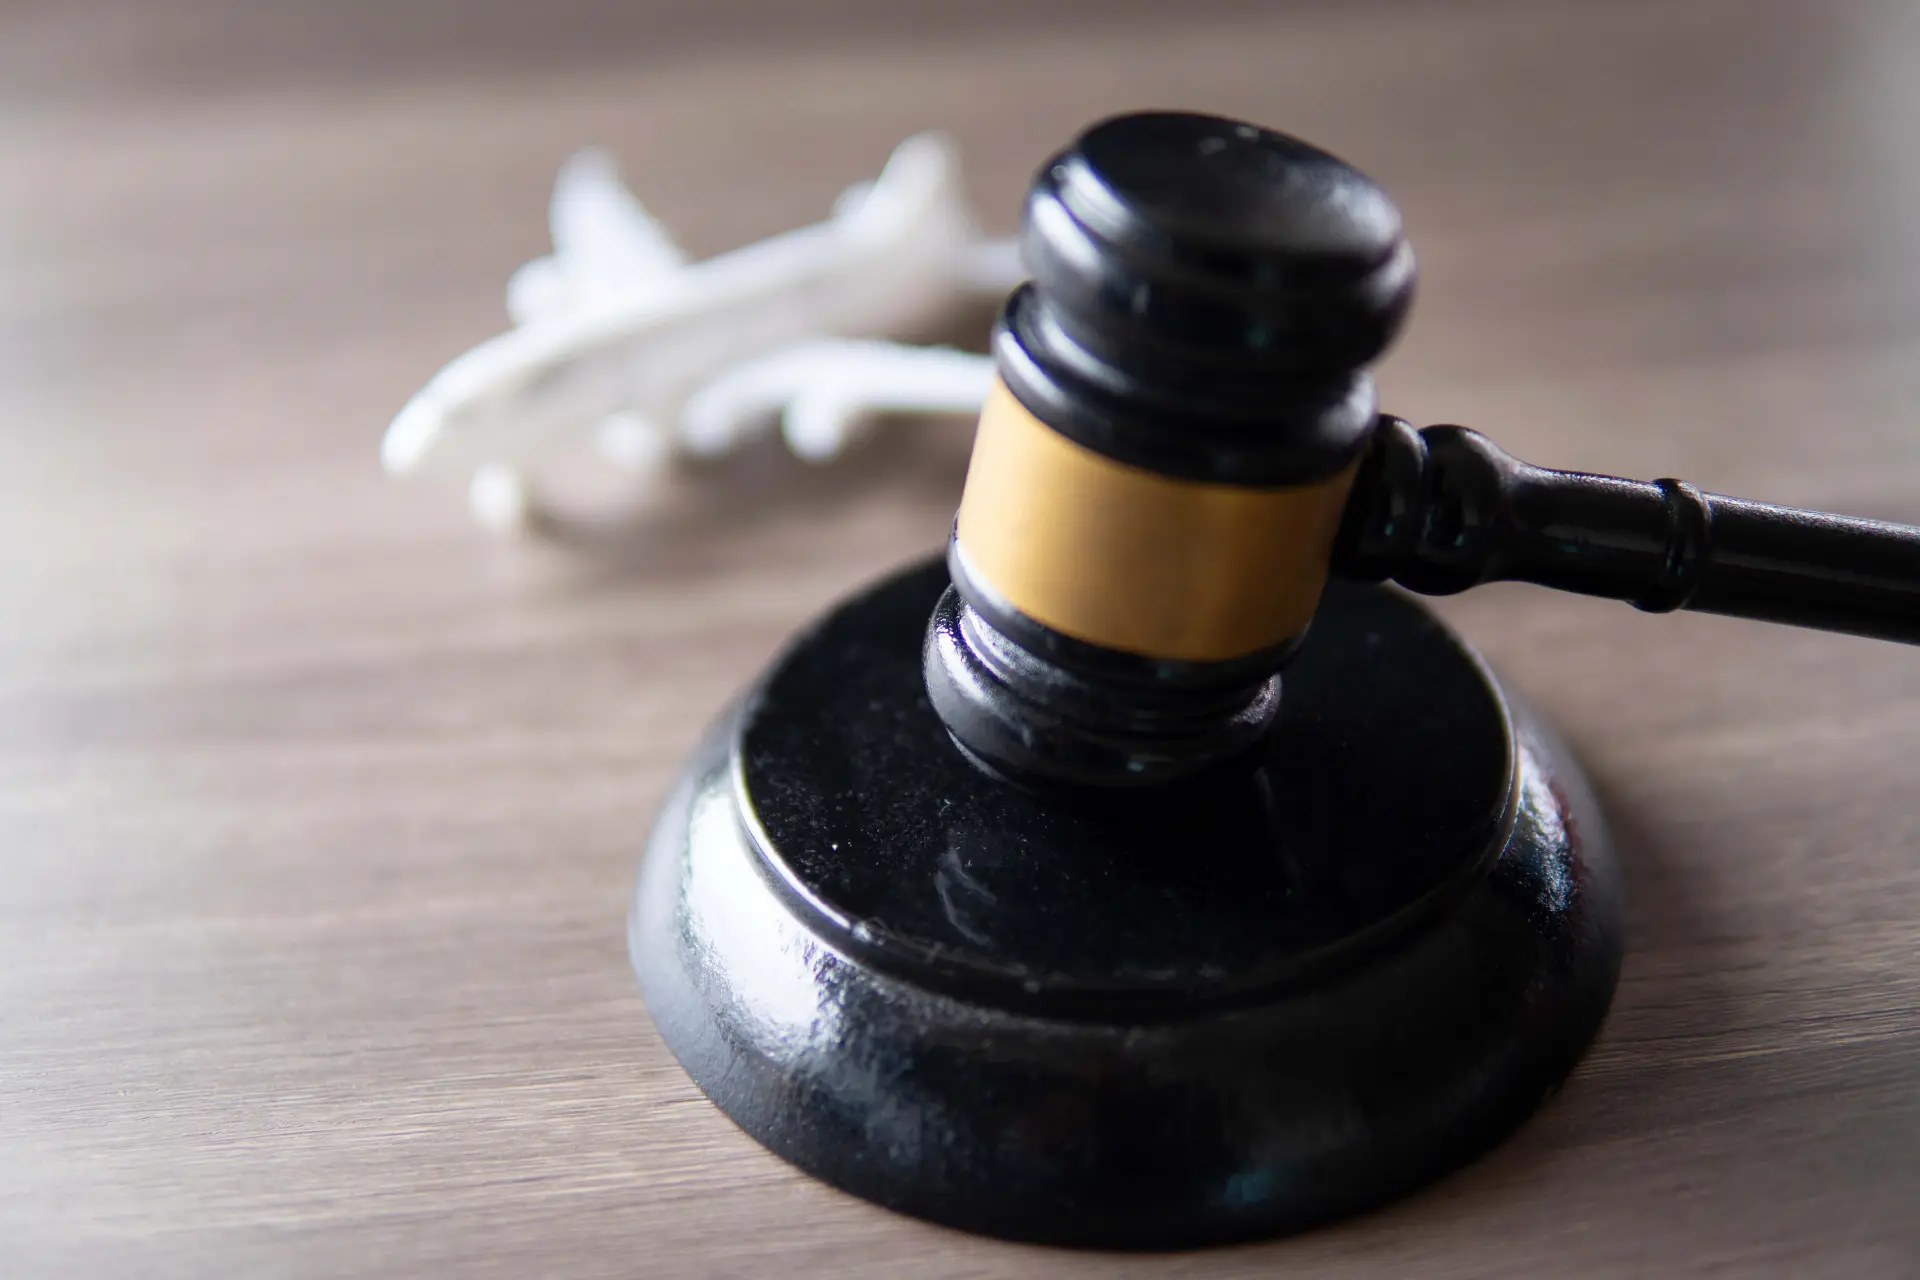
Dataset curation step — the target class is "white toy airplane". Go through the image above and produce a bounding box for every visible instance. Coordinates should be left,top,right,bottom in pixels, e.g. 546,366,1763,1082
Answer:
383,133,1019,531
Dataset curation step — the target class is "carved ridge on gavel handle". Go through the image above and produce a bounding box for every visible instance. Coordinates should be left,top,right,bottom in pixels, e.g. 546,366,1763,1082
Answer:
1332,416,1920,644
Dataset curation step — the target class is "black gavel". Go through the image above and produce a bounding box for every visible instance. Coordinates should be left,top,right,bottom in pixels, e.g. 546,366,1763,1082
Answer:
633,110,1916,1248
926,110,1920,789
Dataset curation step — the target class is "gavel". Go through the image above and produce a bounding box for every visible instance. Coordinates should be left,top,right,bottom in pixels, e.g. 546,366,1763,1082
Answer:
630,110,1918,1249
926,109,1920,789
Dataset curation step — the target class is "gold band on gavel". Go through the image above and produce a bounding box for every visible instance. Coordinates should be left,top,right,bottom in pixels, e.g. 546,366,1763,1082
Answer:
953,380,1360,664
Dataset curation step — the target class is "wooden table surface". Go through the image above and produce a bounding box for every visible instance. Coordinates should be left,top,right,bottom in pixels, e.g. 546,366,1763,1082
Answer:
3,1,1917,1274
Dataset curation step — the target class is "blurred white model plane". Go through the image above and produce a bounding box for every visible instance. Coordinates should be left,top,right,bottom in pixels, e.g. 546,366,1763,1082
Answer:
382,133,1018,531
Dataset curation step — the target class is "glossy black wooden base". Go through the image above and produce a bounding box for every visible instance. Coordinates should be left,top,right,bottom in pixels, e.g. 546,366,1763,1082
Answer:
629,558,1624,1248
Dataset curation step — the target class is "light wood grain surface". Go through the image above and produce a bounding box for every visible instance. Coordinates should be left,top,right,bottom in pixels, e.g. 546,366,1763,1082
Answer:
3,1,1917,1275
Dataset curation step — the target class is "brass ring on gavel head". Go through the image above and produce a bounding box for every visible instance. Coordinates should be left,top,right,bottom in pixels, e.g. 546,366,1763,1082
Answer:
953,378,1361,665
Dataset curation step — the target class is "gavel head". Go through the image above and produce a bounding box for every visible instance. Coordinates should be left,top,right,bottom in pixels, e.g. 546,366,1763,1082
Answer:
924,110,1417,787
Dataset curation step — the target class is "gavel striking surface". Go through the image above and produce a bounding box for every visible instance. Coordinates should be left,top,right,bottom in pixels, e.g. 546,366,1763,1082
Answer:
631,558,1624,1246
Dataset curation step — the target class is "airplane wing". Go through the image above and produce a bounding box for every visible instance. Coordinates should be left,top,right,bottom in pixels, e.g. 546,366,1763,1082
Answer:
507,148,691,324
677,339,993,461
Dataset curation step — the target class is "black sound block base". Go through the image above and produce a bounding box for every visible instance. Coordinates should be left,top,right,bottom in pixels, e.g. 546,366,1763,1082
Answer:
629,557,1624,1248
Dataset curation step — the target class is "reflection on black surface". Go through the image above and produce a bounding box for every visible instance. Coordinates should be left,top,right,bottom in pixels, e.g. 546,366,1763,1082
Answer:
741,565,1512,1009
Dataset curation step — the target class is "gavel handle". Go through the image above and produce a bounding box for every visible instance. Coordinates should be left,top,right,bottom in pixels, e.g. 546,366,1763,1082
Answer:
1332,417,1920,644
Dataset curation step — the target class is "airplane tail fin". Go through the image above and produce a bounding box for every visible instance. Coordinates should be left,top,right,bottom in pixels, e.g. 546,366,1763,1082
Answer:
833,132,974,247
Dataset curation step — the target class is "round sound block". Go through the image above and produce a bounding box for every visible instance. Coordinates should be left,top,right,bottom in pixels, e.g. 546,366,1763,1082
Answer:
629,557,1623,1248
